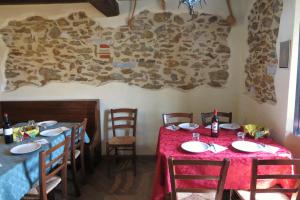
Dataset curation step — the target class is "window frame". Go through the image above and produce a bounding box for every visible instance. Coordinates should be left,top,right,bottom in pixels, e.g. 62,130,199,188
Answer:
293,29,300,135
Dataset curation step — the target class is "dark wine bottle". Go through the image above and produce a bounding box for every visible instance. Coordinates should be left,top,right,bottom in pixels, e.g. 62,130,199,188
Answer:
3,113,13,144
211,109,219,137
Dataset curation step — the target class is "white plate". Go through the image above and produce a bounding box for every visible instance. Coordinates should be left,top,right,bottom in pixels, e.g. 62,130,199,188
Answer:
10,142,41,154
232,141,260,153
178,123,199,131
181,141,209,153
37,120,57,127
220,123,240,130
40,128,63,137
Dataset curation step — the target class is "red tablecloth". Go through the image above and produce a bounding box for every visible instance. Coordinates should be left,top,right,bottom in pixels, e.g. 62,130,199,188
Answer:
152,126,295,200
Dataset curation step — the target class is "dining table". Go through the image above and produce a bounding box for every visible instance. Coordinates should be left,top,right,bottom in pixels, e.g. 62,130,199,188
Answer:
152,124,296,200
0,122,90,200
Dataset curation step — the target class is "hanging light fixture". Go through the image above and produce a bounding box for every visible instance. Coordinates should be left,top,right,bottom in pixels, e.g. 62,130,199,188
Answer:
178,0,207,16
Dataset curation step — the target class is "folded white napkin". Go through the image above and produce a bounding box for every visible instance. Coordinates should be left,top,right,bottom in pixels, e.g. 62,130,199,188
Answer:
166,125,179,131
58,127,70,132
208,143,228,153
34,139,49,145
259,144,280,154
205,125,211,129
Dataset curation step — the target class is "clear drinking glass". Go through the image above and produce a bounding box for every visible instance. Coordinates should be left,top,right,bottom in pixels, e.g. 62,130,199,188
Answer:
15,134,23,143
237,132,245,140
192,133,200,141
27,120,36,127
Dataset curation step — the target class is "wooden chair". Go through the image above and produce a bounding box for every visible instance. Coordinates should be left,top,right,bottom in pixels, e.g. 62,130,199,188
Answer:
168,157,230,200
201,112,232,126
69,118,87,196
235,159,300,200
23,137,70,200
162,113,193,126
106,108,137,176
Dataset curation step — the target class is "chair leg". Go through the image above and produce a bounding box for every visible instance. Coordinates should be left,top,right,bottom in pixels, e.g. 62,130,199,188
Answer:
165,192,171,200
71,161,81,196
80,154,86,184
61,184,67,200
229,189,232,200
132,145,136,176
115,147,120,164
106,145,112,178
48,191,55,200
88,146,95,173
61,167,68,200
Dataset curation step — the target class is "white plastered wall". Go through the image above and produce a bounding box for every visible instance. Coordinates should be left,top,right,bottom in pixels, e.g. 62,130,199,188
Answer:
0,0,259,155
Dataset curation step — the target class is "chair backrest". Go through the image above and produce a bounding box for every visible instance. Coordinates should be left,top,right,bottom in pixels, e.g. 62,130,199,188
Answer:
250,159,300,200
71,118,87,161
39,137,70,200
111,108,137,137
201,112,232,126
162,113,193,126
168,157,230,200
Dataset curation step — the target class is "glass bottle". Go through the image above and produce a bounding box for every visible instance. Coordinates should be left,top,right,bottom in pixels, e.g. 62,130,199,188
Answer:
211,109,219,137
3,113,13,144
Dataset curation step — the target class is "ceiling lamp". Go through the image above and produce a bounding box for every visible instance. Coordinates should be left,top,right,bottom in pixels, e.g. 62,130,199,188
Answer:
178,0,207,16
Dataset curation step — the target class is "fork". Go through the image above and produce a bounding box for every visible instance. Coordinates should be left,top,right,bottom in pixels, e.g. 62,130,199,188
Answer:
208,143,217,152
258,143,267,149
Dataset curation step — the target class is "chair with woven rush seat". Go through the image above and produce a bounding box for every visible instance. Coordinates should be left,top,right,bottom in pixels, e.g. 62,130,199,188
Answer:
69,118,87,196
106,108,137,176
22,137,70,200
234,158,300,200
201,112,232,126
168,157,230,200
162,113,193,126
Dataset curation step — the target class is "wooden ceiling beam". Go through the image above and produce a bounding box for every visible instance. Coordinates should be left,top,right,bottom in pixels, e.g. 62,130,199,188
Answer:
0,0,88,4
89,0,119,17
0,0,120,17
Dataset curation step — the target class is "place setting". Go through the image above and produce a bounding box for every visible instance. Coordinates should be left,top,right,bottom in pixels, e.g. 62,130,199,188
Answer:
230,129,280,154
231,140,280,154
37,120,70,137
9,138,52,155
180,132,228,154
10,142,42,155
9,137,51,156
178,123,199,131
205,123,241,130
220,123,241,130
39,127,68,137
36,120,58,128
165,122,199,131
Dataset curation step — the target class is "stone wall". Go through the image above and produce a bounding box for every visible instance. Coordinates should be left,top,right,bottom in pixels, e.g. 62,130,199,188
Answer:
0,10,231,91
245,0,283,103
